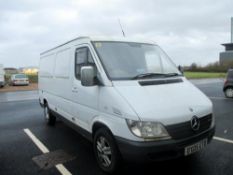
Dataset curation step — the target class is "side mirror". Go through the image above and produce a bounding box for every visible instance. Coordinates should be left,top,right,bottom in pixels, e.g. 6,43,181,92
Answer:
81,66,96,86
178,65,184,75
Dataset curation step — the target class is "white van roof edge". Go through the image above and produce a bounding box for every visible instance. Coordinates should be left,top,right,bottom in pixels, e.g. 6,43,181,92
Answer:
40,36,156,55
40,36,90,55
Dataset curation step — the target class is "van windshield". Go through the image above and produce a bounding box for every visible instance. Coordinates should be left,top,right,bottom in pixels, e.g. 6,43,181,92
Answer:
93,41,181,80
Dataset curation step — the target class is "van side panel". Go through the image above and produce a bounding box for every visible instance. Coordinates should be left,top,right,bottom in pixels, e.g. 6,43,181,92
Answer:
39,53,56,107
53,48,72,119
39,48,73,120
54,48,72,98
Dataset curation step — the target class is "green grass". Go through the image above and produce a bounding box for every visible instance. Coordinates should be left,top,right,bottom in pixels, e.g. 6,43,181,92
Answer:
184,72,226,79
27,74,38,83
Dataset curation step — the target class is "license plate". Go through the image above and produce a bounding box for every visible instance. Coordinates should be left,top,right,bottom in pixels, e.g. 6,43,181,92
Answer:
184,139,207,156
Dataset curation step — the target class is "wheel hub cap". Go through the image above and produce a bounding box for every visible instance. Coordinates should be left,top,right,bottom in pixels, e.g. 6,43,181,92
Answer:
96,136,112,167
226,89,233,97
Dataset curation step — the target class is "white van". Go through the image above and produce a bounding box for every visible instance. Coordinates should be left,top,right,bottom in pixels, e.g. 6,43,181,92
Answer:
0,64,5,88
39,36,215,173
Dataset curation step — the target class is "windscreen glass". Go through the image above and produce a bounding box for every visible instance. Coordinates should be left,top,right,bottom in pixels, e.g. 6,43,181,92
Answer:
93,41,181,80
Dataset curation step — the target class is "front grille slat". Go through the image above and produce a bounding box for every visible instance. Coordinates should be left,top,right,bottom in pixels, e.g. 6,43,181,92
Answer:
166,114,212,140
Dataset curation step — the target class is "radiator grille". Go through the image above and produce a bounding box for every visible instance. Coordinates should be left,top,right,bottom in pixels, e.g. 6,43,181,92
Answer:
166,114,212,140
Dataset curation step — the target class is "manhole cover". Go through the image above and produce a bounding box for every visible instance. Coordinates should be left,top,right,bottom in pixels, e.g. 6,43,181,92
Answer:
32,149,75,170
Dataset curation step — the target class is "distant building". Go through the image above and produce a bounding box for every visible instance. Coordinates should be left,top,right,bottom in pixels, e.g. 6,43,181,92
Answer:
4,67,18,74
220,17,233,65
18,66,39,74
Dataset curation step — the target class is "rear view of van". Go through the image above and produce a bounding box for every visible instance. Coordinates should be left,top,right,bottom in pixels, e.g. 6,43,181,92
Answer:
39,36,215,173
0,64,5,88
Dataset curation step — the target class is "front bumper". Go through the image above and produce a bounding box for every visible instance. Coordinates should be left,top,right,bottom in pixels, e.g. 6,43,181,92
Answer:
116,126,215,162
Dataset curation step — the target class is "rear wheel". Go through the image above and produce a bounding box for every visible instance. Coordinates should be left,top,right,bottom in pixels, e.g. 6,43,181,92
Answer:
93,128,121,173
224,87,233,98
44,103,56,125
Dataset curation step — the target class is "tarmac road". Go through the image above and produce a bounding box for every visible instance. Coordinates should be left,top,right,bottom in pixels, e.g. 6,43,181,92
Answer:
0,79,233,175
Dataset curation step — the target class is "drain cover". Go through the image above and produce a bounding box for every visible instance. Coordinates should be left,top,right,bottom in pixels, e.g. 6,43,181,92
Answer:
32,150,75,170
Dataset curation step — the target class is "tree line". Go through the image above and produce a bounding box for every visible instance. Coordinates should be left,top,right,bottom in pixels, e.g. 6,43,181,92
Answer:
184,61,233,72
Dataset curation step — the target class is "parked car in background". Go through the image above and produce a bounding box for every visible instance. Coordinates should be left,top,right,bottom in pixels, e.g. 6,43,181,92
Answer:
223,69,233,98
10,74,29,86
0,64,5,88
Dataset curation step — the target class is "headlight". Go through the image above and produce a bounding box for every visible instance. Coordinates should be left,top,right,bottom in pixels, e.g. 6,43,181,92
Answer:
126,119,171,140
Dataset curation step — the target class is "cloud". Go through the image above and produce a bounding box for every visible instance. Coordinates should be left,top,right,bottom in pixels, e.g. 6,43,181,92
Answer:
0,0,232,67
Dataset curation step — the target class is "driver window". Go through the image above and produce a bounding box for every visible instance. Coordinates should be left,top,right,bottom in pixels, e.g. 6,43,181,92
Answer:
75,47,95,80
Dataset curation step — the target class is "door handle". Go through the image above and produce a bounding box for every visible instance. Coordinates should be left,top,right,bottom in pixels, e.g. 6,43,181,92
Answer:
72,87,78,93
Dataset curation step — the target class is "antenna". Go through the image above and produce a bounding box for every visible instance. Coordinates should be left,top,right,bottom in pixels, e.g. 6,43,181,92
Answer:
118,18,125,37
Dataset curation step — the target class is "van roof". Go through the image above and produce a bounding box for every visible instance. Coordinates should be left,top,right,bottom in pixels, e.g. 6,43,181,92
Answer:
41,36,156,55
89,36,155,43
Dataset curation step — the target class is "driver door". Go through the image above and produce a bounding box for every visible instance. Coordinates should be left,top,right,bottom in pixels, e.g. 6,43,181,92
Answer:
71,45,99,130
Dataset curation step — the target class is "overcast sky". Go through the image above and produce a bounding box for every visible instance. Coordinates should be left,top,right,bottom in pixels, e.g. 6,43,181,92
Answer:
0,0,232,68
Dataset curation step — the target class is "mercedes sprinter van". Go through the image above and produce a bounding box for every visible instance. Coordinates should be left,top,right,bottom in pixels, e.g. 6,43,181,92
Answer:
39,36,215,173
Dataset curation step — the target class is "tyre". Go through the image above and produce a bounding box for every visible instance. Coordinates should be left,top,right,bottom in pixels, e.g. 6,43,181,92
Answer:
44,103,56,126
224,87,233,98
93,128,121,173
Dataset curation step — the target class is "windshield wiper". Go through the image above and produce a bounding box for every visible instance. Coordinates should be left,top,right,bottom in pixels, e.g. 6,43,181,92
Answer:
132,72,181,80
132,73,166,80
164,73,181,77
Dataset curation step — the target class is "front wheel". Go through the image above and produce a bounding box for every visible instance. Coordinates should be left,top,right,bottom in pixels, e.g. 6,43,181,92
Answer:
224,87,233,98
93,128,121,173
44,104,56,126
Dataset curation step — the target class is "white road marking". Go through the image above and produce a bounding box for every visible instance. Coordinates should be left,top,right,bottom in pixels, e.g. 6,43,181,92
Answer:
23,128,72,175
56,164,72,175
214,136,233,144
24,129,49,153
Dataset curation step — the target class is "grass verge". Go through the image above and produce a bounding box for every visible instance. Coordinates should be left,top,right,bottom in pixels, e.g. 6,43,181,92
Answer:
184,72,226,79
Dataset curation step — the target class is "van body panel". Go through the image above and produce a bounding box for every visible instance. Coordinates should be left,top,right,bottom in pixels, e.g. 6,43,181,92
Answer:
113,78,212,125
98,87,140,120
39,37,215,167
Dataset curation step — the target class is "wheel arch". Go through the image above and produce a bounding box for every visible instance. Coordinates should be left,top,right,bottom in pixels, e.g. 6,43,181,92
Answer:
92,121,113,137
